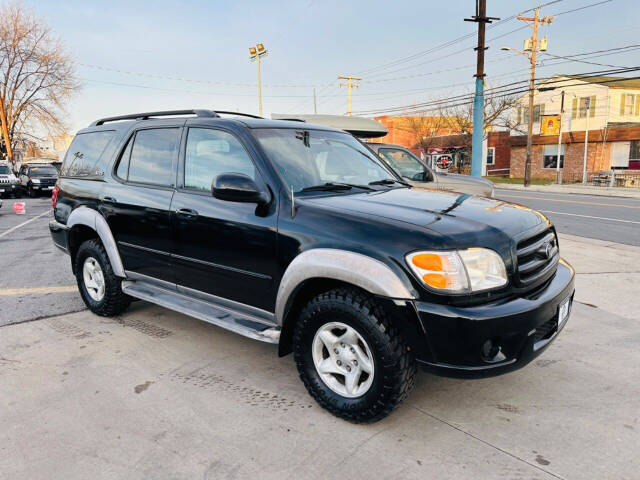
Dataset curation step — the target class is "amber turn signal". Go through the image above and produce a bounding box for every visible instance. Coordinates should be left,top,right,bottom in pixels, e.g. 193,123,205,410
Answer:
411,253,443,271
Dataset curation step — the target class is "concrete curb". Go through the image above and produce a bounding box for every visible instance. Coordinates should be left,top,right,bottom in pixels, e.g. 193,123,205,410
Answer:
494,182,640,199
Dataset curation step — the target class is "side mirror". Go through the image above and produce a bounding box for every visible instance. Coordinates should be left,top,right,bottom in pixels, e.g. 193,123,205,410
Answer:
212,173,270,204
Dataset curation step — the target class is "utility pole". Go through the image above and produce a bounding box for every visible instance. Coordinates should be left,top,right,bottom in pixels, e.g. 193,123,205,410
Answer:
515,8,553,186
313,88,318,114
249,43,268,116
465,0,499,178
0,97,13,164
582,97,590,184
556,90,565,184
338,75,361,116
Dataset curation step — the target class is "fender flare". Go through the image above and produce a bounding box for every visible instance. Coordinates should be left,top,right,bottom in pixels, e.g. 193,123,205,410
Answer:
275,248,418,326
66,206,125,277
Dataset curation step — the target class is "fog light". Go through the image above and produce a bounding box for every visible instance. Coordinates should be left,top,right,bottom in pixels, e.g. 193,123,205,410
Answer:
481,339,506,363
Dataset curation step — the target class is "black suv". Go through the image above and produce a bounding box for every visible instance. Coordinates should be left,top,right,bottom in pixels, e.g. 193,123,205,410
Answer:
50,110,574,422
18,162,59,197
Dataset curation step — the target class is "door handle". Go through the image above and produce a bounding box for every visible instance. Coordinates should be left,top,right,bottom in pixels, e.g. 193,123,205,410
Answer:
102,196,117,204
176,208,199,218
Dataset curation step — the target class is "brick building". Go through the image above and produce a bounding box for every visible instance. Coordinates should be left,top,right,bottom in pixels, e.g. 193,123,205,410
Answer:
370,116,457,151
509,125,640,180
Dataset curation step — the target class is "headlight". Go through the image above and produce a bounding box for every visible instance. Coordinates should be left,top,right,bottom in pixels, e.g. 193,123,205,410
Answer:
406,248,507,293
32,179,41,183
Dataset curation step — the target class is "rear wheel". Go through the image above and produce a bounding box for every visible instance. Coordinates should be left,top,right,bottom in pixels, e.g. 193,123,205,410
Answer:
75,239,131,316
293,288,416,423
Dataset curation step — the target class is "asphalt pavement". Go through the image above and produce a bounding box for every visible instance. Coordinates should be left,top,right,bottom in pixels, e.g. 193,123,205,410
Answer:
495,188,640,246
0,197,83,326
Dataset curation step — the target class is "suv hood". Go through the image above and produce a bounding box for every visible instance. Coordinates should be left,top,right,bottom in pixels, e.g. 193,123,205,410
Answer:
303,187,546,240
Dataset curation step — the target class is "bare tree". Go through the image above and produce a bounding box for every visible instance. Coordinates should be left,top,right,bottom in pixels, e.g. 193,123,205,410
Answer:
442,92,524,143
0,2,79,164
394,115,454,152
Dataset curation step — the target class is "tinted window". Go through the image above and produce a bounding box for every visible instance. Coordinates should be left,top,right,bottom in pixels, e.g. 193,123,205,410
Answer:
184,128,256,191
127,128,179,186
115,136,133,180
378,148,426,181
0,165,10,174
61,131,115,177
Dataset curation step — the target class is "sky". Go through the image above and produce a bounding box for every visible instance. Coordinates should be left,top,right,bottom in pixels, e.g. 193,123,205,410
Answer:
27,0,640,134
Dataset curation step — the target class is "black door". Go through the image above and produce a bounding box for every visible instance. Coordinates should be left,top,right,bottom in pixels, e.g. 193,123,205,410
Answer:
101,126,181,283
170,127,277,311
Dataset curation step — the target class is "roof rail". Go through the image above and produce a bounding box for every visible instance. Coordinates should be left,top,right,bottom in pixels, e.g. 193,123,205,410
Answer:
215,111,263,119
90,109,219,126
273,117,306,122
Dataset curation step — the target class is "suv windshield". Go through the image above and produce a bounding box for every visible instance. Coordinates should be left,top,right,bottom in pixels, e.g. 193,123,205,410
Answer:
378,147,427,181
0,166,10,174
254,129,396,193
29,165,58,176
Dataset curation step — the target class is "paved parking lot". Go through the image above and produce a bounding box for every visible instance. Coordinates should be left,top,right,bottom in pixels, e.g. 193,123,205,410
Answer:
1,197,639,479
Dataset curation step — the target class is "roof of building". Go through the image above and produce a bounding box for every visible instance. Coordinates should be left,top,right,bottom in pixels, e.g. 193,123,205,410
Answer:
563,75,640,88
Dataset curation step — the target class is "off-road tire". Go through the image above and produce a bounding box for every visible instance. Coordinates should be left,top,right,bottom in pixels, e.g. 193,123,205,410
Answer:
75,239,131,316
293,287,416,423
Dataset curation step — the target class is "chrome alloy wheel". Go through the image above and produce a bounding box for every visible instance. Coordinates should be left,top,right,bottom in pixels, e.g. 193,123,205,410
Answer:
312,322,375,398
82,256,105,302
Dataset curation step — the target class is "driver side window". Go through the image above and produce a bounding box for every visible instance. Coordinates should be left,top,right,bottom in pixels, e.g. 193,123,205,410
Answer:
184,128,256,191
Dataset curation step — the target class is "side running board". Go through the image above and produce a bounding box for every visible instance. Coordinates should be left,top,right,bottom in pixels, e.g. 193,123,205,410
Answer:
121,280,280,343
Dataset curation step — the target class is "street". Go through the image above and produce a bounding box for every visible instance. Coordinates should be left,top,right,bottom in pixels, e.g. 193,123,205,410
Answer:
495,188,640,246
0,192,639,479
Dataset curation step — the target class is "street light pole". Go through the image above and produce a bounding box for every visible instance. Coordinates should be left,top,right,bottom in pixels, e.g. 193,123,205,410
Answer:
503,9,553,186
556,90,565,184
249,43,268,117
582,97,590,184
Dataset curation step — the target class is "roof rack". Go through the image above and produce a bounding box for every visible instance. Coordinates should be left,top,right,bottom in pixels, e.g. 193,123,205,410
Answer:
214,111,263,119
274,117,306,122
90,109,220,126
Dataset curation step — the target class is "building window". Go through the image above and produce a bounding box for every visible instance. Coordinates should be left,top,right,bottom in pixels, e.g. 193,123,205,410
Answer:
486,147,495,165
573,96,596,119
542,144,565,169
630,140,640,161
620,94,639,116
518,104,543,124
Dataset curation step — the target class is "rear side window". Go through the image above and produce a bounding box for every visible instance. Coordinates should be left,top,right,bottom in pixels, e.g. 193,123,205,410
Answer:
61,131,115,177
122,128,179,186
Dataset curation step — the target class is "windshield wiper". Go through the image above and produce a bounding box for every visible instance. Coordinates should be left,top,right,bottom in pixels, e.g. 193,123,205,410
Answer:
300,182,375,193
369,178,411,187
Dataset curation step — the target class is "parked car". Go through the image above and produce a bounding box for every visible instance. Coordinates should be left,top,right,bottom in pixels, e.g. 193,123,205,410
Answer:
366,142,495,197
0,161,20,198
50,109,574,422
18,163,58,197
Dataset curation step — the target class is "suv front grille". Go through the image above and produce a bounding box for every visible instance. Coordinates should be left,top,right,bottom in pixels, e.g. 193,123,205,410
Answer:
516,228,559,287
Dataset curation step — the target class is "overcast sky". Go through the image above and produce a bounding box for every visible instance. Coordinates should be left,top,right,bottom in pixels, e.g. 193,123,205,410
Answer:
30,0,640,133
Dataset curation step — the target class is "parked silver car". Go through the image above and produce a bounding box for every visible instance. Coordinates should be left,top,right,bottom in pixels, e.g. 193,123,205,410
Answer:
366,142,494,197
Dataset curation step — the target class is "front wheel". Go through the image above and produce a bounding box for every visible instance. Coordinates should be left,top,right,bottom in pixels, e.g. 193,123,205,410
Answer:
27,185,37,198
293,288,416,423
75,239,131,316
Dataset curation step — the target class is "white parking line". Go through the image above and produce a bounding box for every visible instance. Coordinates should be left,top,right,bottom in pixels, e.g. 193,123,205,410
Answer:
541,210,640,225
0,209,52,239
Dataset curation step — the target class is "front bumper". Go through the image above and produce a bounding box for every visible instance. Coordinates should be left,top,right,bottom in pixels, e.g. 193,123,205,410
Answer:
0,183,18,194
413,259,574,378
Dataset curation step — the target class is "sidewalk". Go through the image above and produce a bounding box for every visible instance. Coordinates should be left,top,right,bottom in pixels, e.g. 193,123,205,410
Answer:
494,182,640,198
